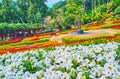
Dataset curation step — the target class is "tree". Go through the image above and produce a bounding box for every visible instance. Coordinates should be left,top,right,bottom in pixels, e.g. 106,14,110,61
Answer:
27,0,48,23
50,1,66,18
0,0,48,23
48,1,66,30
65,0,84,26
114,6,120,14
0,0,18,23
17,0,30,23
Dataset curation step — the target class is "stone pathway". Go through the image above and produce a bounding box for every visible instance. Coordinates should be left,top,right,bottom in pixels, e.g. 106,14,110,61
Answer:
50,29,120,43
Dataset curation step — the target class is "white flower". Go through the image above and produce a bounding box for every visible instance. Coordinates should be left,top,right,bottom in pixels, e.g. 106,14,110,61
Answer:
76,72,82,79
76,55,83,63
82,59,90,66
94,46,103,53
0,42,119,79
97,75,106,79
89,72,96,79
96,54,104,62
88,60,96,67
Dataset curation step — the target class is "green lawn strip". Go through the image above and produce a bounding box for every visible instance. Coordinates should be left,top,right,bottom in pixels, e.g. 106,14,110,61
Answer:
101,23,120,29
0,38,49,48
62,34,112,42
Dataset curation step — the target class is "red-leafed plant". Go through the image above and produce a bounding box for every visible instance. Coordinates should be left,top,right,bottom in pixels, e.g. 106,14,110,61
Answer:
10,38,23,43
111,26,120,29
112,20,120,24
30,37,40,41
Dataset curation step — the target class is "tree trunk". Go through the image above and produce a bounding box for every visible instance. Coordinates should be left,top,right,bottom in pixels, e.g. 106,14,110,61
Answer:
92,0,94,21
4,34,7,40
1,35,3,40
18,16,24,23
75,19,77,26
84,0,86,10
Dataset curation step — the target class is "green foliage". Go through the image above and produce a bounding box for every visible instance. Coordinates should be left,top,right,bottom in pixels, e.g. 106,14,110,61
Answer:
72,59,79,69
37,50,45,60
52,1,66,10
96,4,107,12
93,4,108,22
44,47,56,52
115,44,120,60
95,35,110,38
65,0,84,26
0,0,47,23
50,1,66,17
71,70,77,79
22,51,46,73
64,14,76,25
114,32,120,36
81,27,90,31
99,60,106,67
114,6,120,14
0,0,119,31
23,59,46,73
62,37,81,42
23,60,33,73
83,71,90,79
65,25,71,30
58,24,63,30
110,0,120,6
55,67,66,72
0,23,42,35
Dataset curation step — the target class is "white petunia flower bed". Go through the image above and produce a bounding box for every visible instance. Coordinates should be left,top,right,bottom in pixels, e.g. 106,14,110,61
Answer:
0,42,120,79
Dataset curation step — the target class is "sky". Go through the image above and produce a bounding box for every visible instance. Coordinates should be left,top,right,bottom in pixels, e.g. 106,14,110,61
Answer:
0,0,62,8
46,0,64,7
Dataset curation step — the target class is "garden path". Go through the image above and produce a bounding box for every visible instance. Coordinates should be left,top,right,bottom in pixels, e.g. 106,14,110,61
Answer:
50,29,120,43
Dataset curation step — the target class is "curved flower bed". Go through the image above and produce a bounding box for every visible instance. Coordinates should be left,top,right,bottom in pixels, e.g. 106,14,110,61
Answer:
85,23,105,30
0,42,120,79
0,34,120,54
10,38,23,43
111,25,120,29
0,38,23,45
112,20,120,24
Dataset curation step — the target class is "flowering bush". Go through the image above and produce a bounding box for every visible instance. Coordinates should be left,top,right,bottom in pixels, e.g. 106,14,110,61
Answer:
0,42,120,79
